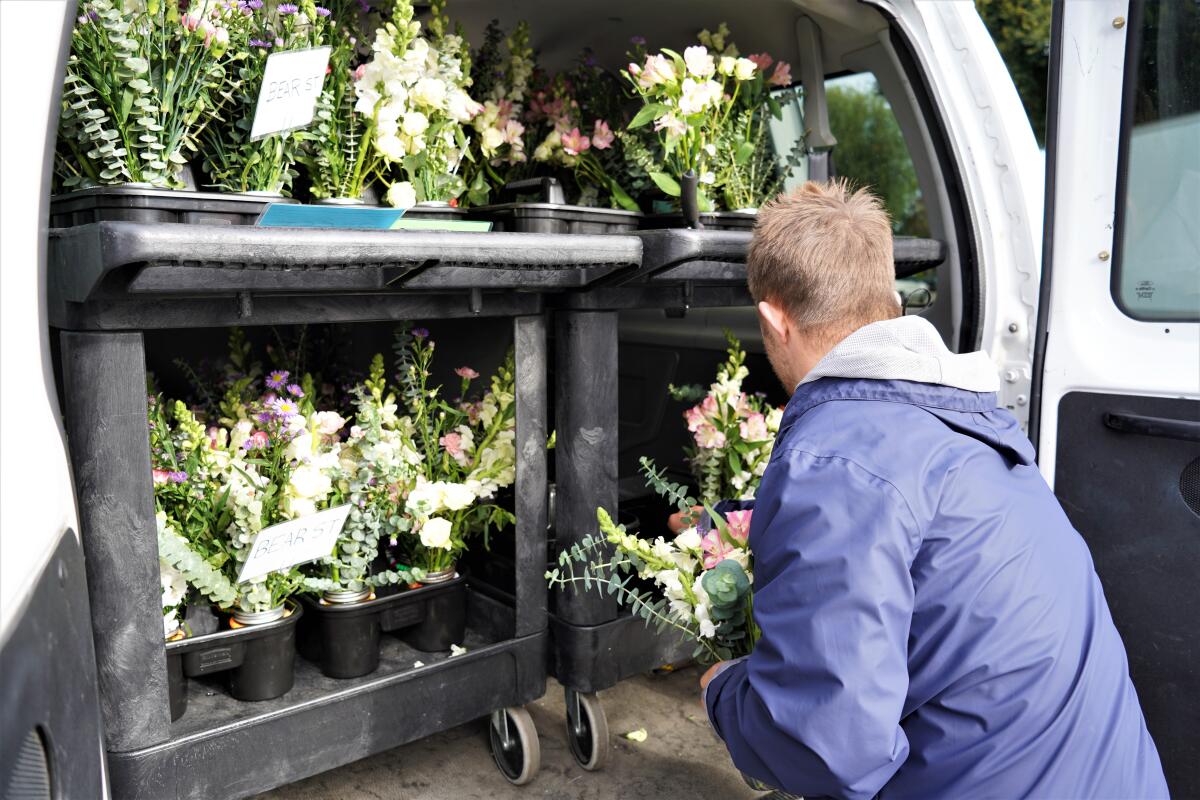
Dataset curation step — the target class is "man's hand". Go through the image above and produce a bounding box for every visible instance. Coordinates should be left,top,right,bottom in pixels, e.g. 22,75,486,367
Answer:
668,505,704,534
700,661,727,690
700,659,729,712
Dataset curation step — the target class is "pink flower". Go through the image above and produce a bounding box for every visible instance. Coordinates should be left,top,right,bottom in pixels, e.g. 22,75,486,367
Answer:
627,62,641,76
439,431,464,458
243,430,270,451
701,510,751,568
353,63,367,81
694,423,726,449
747,52,774,71
591,119,615,150
684,405,706,432
455,366,479,380
769,61,792,87
561,127,590,155
725,509,752,541
207,426,220,450
739,412,770,442
700,395,719,418
152,469,171,485
182,13,202,31
503,119,525,145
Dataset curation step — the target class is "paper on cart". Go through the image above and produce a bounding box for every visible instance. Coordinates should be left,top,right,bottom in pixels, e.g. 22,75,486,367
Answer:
237,504,350,583
249,46,331,140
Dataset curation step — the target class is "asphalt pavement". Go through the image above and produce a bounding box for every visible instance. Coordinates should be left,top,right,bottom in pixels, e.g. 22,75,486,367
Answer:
254,665,760,800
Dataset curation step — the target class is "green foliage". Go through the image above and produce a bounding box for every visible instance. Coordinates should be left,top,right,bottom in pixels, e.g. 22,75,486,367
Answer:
826,84,928,237
976,0,1051,145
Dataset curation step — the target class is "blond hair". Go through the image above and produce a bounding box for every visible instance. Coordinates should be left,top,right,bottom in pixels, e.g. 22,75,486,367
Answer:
747,180,899,342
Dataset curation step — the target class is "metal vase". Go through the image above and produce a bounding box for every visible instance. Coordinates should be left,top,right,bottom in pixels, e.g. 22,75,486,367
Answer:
232,604,286,626
321,587,373,605
421,565,458,585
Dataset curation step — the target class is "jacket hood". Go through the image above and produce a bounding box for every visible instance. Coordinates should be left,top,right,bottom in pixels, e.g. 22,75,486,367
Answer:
799,316,1000,393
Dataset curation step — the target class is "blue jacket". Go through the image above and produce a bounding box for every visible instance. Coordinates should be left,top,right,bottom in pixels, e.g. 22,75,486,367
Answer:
704,374,1168,799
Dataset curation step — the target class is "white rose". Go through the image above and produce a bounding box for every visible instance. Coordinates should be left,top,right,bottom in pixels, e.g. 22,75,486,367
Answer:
375,132,406,161
312,411,346,437
718,56,736,77
288,497,318,518
419,517,454,550
440,482,475,511
386,181,417,209
406,480,443,514
683,46,715,79
734,57,757,81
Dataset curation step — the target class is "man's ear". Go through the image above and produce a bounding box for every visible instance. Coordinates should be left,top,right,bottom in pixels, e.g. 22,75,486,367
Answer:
757,300,791,342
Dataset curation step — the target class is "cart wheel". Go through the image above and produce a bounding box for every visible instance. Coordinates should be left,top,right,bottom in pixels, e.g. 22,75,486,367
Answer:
489,706,540,785
564,689,609,771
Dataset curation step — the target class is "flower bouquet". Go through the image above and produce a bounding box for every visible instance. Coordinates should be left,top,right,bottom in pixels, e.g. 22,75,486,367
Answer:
57,0,240,190
622,24,797,216
461,20,534,206
385,327,517,578
200,0,333,195
547,333,780,663
528,74,638,211
350,0,481,208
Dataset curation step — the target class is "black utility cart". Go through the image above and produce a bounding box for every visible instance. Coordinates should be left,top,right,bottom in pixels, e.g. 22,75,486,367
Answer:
547,226,948,771
48,219,640,799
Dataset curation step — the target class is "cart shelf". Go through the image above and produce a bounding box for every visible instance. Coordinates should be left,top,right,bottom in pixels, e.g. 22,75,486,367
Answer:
111,592,545,800
49,221,642,329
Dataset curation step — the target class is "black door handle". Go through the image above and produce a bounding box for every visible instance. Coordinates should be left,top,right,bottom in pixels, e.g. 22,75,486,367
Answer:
1103,411,1200,443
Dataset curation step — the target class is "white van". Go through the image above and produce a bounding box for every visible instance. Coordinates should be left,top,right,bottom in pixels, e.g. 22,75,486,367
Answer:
1,1,1196,797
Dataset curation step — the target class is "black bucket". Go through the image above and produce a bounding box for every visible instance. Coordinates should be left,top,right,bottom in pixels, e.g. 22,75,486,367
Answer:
297,595,383,679
400,579,468,653
165,601,303,717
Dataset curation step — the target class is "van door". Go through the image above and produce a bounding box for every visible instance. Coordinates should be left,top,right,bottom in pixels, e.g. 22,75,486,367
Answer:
1032,0,1200,795
0,1,108,797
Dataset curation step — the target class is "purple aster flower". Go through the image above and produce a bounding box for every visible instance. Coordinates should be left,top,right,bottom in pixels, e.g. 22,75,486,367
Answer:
249,38,273,48
168,470,189,484
255,410,274,425
266,369,289,389
315,5,331,16
630,35,646,46
411,327,429,339
275,36,285,47
277,2,298,13
270,396,300,418
248,0,264,7
286,383,305,398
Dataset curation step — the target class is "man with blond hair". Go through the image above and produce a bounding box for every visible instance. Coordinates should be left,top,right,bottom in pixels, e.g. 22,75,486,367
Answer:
700,181,1166,799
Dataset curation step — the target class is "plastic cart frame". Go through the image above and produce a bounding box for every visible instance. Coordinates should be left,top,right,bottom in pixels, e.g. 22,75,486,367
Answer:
550,228,947,770
48,221,641,799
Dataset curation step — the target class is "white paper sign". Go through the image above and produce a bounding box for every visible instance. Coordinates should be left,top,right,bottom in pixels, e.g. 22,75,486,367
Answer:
237,503,350,583
249,46,332,140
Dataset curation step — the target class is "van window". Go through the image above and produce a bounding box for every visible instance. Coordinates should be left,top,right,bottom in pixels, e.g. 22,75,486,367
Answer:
825,73,934,309
1113,0,1200,322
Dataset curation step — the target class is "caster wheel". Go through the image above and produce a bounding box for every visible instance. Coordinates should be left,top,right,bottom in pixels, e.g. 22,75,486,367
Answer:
490,706,540,785
565,689,609,771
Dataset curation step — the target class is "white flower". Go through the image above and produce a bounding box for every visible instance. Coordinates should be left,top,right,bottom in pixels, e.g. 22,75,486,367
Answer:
375,132,407,161
289,464,332,500
386,181,417,209
653,113,688,138
288,497,318,518
401,110,429,136
411,77,447,108
313,411,346,437
406,480,444,514
677,78,722,116
718,56,736,77
439,482,475,511
420,517,454,550
734,57,757,81
285,430,314,463
481,126,505,155
447,90,482,122
674,528,702,552
683,46,716,79
700,171,716,185
638,54,676,88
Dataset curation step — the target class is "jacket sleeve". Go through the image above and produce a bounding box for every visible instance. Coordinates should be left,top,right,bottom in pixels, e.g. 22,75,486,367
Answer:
705,448,920,800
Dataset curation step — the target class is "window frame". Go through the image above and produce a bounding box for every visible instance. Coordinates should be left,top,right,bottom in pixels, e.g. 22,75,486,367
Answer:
1110,0,1200,323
